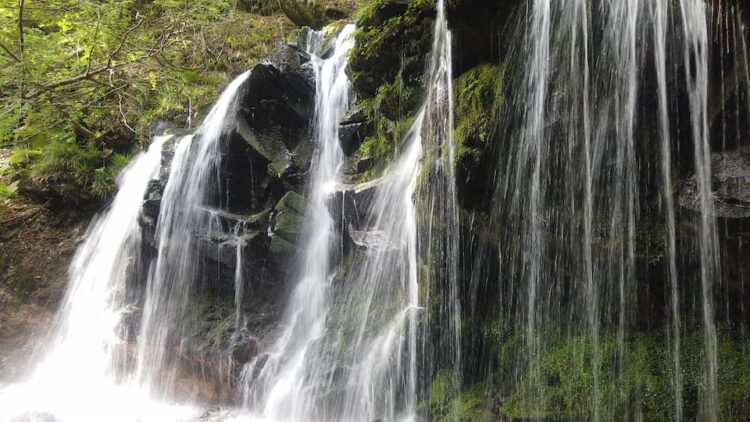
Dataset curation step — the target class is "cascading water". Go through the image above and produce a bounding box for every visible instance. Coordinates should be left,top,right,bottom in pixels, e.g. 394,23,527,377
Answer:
473,0,732,419
135,71,251,399
678,1,720,419
240,25,357,420
241,1,460,419
0,136,198,421
0,3,462,418
652,1,683,418
415,0,462,415
4,1,744,420
0,70,251,420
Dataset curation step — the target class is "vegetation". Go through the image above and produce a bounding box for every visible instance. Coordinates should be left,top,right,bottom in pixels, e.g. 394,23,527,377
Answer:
349,0,434,177
453,63,504,168
427,326,750,421
0,1,362,205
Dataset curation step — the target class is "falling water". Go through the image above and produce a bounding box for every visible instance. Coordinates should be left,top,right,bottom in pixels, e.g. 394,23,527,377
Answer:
514,0,550,413
0,136,199,421
652,0,683,418
135,71,251,398
0,70,253,420
241,25,356,420
232,222,247,336
678,1,719,419
3,0,741,420
485,0,724,419
241,1,459,418
417,0,462,414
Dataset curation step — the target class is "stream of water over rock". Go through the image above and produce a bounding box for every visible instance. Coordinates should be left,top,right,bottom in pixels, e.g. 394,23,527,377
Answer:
0,1,459,420
476,0,732,419
1,0,747,420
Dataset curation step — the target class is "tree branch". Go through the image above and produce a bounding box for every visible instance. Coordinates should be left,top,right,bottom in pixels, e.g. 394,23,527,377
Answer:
0,42,21,62
25,58,138,99
108,18,143,67
21,26,182,100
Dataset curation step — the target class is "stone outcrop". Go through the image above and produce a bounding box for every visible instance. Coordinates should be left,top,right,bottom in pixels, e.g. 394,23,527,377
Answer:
130,36,322,402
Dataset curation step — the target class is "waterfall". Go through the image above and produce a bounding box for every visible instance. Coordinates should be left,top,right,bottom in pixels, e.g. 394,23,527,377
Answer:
240,25,357,419
482,0,724,419
0,136,198,421
416,0,462,414
652,0,683,419
135,71,251,398
678,1,719,419
4,0,740,420
0,70,251,420
241,1,459,419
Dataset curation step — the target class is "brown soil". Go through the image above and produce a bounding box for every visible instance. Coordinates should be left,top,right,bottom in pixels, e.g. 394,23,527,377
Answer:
0,194,95,381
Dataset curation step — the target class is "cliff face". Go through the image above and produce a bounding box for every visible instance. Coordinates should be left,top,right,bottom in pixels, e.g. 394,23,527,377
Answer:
348,1,750,419
1,0,749,419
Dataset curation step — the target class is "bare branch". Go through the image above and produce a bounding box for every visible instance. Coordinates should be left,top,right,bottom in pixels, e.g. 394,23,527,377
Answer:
108,18,143,67
25,58,140,99
119,95,135,133
86,9,102,76
0,42,20,62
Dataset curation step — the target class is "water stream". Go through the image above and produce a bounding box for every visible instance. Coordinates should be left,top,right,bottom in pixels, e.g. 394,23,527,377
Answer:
481,0,726,419
0,136,200,421
0,0,743,420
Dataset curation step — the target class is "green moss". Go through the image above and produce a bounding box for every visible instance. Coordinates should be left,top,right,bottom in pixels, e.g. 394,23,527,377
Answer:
269,235,296,258
350,0,434,96
358,107,418,179
274,211,302,240
273,191,305,241
279,0,338,29
186,293,235,352
0,181,18,200
18,137,134,201
500,330,750,421
245,302,276,330
275,191,305,213
453,64,505,168
368,77,424,122
346,0,437,179
429,369,458,416
428,370,496,421
9,149,42,166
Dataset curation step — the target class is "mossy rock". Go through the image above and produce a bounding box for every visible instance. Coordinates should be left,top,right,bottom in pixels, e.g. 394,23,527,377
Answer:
428,369,497,421
235,117,292,177
350,0,435,99
499,330,750,421
268,235,296,265
186,293,236,353
280,0,349,30
453,63,505,211
346,0,434,179
274,190,305,213
273,191,305,241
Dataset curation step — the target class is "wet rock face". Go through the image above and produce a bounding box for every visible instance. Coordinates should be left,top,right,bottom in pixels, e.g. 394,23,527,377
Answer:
679,147,750,219
710,147,750,218
132,39,320,384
